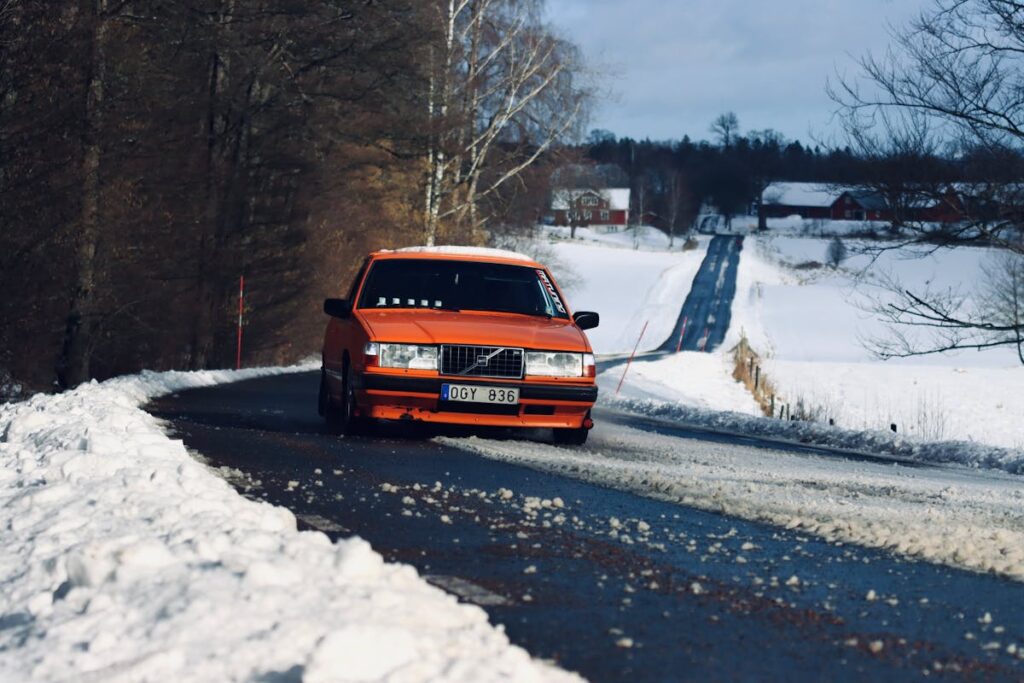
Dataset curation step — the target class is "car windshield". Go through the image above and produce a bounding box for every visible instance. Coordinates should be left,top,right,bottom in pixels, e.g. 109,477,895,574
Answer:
357,259,569,319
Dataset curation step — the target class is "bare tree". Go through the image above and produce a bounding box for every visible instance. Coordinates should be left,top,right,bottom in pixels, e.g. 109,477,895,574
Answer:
833,0,1024,363
52,0,116,388
832,0,1024,254
423,0,592,245
866,252,1024,363
710,112,740,148
830,108,946,235
665,168,692,249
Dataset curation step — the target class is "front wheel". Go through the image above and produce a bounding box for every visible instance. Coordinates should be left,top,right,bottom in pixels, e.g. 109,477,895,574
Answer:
321,367,364,436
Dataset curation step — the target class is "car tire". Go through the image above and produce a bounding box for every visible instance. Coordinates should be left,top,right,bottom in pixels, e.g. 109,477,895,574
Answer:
322,366,365,436
553,426,589,446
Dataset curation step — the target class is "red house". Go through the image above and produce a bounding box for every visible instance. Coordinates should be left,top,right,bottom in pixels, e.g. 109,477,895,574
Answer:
551,188,630,232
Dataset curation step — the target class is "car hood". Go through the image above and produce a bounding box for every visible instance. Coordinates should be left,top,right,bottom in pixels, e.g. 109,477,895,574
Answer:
357,310,590,352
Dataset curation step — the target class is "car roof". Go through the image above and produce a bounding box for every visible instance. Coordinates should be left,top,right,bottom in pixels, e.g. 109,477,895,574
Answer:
370,246,543,268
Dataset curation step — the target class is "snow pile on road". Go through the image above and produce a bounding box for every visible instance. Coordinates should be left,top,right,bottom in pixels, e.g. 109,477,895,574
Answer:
0,368,579,682
600,390,1024,475
444,423,1024,582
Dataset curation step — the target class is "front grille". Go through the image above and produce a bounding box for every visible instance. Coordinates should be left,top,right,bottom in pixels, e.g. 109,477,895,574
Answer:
441,345,524,379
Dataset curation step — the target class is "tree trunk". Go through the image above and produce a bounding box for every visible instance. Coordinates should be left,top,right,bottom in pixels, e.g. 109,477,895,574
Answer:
57,0,106,388
189,47,225,370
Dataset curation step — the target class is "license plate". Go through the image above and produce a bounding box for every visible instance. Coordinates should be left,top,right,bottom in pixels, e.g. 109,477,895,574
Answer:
441,383,519,405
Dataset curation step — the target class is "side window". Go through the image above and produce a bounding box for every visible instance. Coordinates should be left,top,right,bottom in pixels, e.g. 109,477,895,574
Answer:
346,258,370,302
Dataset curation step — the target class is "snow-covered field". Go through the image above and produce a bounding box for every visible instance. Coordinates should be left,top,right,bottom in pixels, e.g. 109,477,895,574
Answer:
0,368,578,682
740,236,1024,450
735,215,895,236
551,226,1024,453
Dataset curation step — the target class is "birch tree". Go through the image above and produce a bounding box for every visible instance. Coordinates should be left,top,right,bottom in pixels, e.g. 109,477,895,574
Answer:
423,0,591,245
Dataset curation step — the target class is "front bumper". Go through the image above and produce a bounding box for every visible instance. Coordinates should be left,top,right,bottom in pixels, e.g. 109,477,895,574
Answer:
353,373,597,428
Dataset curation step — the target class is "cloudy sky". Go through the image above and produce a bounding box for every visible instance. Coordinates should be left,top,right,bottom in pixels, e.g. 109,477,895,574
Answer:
545,0,930,144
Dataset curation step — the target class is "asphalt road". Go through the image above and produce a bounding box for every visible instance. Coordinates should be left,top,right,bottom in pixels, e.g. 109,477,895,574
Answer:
657,235,743,353
149,371,1024,682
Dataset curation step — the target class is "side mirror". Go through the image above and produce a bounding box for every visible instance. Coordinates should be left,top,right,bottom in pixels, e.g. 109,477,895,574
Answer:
323,298,352,319
573,311,599,330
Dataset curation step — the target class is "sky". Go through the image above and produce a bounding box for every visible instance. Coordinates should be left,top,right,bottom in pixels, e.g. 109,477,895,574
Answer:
545,0,930,145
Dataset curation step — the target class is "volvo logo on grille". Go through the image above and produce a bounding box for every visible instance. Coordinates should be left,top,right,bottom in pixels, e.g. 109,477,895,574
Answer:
476,355,490,366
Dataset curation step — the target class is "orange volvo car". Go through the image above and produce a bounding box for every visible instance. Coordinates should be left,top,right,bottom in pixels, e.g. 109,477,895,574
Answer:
319,247,600,444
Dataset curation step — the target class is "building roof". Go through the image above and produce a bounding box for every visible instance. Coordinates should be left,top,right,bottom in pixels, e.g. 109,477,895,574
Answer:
552,188,631,211
762,182,839,208
846,190,888,211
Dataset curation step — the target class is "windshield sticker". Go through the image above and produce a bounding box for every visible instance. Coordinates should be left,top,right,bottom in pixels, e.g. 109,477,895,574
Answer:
536,270,567,314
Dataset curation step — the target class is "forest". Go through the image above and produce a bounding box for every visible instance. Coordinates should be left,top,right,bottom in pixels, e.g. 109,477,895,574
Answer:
0,0,590,393
4,0,1024,394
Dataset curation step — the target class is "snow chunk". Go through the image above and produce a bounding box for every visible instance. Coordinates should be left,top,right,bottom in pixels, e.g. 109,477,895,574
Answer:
305,626,418,682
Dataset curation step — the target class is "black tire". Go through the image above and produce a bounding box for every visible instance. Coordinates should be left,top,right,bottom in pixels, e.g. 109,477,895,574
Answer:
322,365,364,436
553,426,589,446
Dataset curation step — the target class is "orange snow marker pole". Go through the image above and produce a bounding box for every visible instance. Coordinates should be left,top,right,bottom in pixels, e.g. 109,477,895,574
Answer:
616,320,649,395
236,276,245,370
700,327,710,352
675,316,689,353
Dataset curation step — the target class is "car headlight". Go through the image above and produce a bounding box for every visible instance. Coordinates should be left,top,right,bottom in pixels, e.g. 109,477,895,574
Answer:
525,351,584,377
377,343,438,370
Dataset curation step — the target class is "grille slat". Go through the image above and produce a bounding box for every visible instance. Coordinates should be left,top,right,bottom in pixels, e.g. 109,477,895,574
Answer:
441,345,524,379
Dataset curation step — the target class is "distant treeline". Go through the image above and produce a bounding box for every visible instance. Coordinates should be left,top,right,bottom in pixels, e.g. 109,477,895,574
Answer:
577,122,1024,233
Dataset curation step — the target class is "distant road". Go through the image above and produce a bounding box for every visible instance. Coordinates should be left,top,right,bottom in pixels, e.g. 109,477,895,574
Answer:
657,235,743,353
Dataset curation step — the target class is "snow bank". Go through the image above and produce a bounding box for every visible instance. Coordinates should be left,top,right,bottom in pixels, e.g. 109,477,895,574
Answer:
0,367,578,682
600,391,1024,475
600,353,762,416
444,422,1024,582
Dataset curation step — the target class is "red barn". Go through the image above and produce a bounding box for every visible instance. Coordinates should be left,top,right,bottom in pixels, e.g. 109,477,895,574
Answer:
551,188,630,232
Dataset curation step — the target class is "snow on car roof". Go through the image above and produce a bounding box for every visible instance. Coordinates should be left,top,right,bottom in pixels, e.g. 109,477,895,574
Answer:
383,246,538,263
